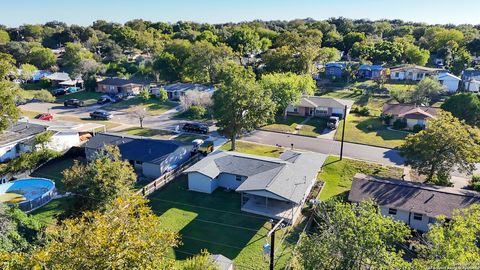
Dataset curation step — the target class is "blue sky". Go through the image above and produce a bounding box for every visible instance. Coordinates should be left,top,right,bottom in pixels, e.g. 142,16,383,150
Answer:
2,0,480,27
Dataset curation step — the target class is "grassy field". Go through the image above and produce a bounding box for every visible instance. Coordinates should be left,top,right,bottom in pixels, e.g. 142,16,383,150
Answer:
318,156,404,201
30,157,80,193
120,127,175,139
55,91,104,106
262,115,306,134
220,140,284,158
335,114,408,148
298,117,327,137
30,197,76,226
104,97,177,115
148,176,297,269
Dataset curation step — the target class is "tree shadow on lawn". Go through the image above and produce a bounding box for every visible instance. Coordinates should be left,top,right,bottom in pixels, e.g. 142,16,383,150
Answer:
354,116,407,142
148,176,268,260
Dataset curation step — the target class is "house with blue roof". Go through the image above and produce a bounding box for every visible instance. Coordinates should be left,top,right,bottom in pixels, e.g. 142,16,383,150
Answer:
358,64,386,80
83,133,194,178
324,62,347,78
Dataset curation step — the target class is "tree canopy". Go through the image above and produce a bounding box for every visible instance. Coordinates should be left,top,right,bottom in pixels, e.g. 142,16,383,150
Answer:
441,93,480,127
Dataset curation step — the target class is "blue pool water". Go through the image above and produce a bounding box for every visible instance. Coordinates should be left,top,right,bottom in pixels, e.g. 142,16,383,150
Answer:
0,178,55,201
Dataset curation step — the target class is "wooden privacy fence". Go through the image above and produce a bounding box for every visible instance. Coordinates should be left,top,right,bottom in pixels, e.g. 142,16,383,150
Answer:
135,154,201,197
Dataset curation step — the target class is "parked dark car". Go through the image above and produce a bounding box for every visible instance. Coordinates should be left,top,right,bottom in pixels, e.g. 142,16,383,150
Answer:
64,99,84,107
97,97,111,105
326,116,340,129
51,88,67,97
90,110,112,120
182,123,209,134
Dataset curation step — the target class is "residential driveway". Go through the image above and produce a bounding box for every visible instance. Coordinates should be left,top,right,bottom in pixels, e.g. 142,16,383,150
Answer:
317,128,336,140
242,130,405,166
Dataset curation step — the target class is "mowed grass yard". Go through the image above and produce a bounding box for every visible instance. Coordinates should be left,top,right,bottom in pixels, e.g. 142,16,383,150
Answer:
318,156,404,201
120,127,175,139
148,176,297,269
334,114,408,148
104,97,177,115
55,91,104,106
262,115,327,137
220,140,284,158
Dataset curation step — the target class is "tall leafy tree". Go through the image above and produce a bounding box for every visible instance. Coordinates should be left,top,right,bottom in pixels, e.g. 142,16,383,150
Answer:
18,63,37,81
63,145,137,212
399,112,480,185
28,46,56,69
259,72,315,118
441,93,480,127
61,42,95,74
0,204,42,253
409,77,446,105
213,62,275,150
0,53,20,133
227,26,262,59
413,205,480,268
297,200,411,270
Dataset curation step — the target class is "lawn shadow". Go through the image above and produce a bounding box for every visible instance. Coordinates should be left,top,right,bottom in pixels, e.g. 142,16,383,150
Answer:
354,116,407,142
148,176,268,260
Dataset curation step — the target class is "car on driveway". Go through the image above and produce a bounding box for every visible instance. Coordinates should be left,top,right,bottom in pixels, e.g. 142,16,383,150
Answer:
90,110,112,120
51,88,68,97
182,123,209,134
35,113,53,121
327,116,340,129
66,87,80,93
64,99,84,107
97,95,117,105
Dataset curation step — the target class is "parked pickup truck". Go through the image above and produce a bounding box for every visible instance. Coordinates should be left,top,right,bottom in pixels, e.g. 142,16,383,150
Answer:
326,116,340,129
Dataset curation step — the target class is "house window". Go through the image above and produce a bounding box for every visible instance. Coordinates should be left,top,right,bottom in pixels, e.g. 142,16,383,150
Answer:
413,213,423,221
315,107,328,115
388,208,397,215
293,107,298,113
395,72,399,78
235,175,243,182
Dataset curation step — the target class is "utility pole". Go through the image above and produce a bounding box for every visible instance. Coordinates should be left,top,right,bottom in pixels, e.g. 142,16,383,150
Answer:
340,105,347,160
268,218,284,270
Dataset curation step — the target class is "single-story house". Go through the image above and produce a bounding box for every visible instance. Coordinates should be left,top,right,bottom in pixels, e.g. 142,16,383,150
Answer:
461,69,480,82
464,79,480,92
96,78,148,95
390,65,444,81
348,173,480,232
0,122,81,163
185,150,326,224
324,62,347,78
435,72,460,93
382,104,438,129
155,82,216,100
83,133,193,178
287,96,354,119
358,64,386,80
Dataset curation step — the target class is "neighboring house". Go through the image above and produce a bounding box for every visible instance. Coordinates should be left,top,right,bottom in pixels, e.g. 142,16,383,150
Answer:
287,96,354,119
435,72,460,93
462,69,480,92
96,78,148,95
358,64,386,80
464,79,480,92
84,133,193,178
390,65,444,81
185,150,326,224
0,122,81,163
324,62,347,78
348,173,480,232
382,104,438,129
210,254,234,270
45,72,71,84
156,82,215,100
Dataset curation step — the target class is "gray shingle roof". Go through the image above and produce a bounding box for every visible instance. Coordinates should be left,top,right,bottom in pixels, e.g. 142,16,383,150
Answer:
296,96,355,109
163,82,214,93
97,77,147,86
0,122,46,146
84,133,191,165
348,173,480,218
185,150,326,203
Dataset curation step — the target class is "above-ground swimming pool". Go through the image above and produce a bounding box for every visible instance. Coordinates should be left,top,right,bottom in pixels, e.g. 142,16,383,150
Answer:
0,178,56,212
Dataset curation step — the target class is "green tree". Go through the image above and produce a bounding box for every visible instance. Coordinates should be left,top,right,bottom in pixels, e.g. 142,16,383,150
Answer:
343,32,366,53
28,47,56,69
0,204,42,253
63,145,137,211
34,130,53,151
410,77,445,105
139,88,151,101
0,81,20,133
0,29,10,44
181,250,220,270
61,42,95,74
297,200,411,270
227,26,262,60
2,195,179,269
399,112,480,185
262,46,303,73
413,205,480,269
213,62,275,150
183,41,232,83
316,47,341,66
259,72,315,118
158,88,168,102
441,93,480,127
18,63,37,81
404,44,430,66
153,39,192,82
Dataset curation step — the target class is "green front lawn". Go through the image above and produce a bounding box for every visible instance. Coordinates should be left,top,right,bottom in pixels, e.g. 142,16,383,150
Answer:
148,176,297,269
104,97,177,115
318,156,404,201
298,117,327,137
220,140,284,158
30,197,76,226
335,114,407,148
55,91,104,106
120,127,175,139
262,115,306,134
